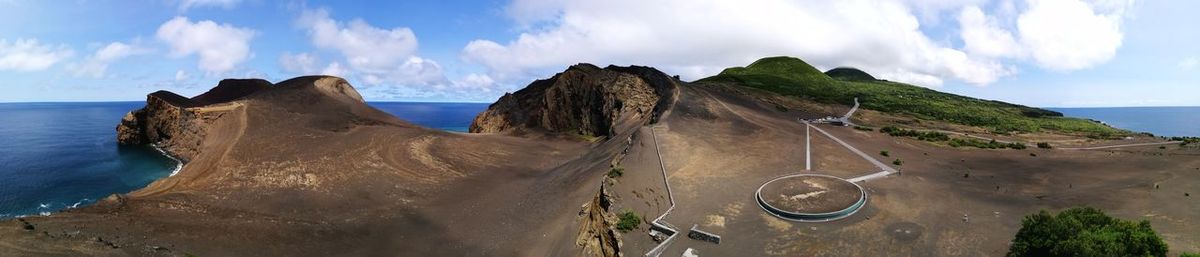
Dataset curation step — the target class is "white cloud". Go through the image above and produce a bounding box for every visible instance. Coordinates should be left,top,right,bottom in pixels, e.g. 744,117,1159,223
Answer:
959,6,1022,58
174,69,190,81
466,0,1133,88
179,0,242,11
297,9,420,74
1017,0,1126,71
464,0,1014,87
294,8,447,86
156,16,256,74
279,52,319,73
0,38,74,72
1180,57,1199,71
320,62,347,77
69,41,151,78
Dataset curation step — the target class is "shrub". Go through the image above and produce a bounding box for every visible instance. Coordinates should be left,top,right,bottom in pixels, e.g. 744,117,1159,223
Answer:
615,209,641,232
880,150,890,157
880,126,950,142
1181,253,1200,257
1006,207,1168,257
853,125,874,131
892,159,903,166
607,166,624,178
1037,142,1052,149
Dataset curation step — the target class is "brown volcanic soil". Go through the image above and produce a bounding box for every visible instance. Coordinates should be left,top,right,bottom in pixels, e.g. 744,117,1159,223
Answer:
611,82,1200,256
0,72,679,257
3,67,1199,257
760,175,862,214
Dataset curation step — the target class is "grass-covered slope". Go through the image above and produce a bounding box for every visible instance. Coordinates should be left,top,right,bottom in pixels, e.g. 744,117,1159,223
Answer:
825,67,878,81
700,56,1126,137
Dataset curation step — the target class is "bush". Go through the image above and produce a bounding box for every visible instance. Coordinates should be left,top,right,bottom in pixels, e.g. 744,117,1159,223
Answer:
615,209,641,232
892,159,903,166
853,125,874,131
880,150,890,157
1007,207,1168,257
607,166,624,178
880,126,950,142
1181,252,1200,257
1037,142,1052,149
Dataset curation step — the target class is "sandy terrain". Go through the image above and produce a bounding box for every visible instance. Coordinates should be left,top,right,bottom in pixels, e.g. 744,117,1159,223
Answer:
1,73,1196,257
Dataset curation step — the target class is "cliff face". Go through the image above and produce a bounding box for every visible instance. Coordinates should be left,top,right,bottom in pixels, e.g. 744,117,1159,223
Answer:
469,64,679,138
116,79,272,161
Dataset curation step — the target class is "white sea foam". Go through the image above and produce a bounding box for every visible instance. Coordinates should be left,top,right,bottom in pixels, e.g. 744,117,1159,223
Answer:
68,198,89,209
39,212,50,216
38,203,49,209
151,143,184,176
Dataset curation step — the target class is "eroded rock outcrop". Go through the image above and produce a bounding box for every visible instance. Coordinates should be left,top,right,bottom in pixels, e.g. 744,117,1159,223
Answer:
469,64,679,138
116,79,272,161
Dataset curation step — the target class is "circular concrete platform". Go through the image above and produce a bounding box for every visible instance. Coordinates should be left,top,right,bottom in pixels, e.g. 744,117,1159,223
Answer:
755,174,866,222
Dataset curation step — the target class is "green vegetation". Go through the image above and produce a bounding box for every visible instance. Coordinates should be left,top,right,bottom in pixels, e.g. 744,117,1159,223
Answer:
1168,136,1200,145
1007,207,1168,257
853,125,874,131
880,150,890,157
774,105,789,112
879,125,1025,149
1181,253,1200,257
948,138,1026,149
607,166,624,178
616,209,641,232
892,159,903,166
1037,142,1053,149
825,67,877,81
700,56,1127,138
880,126,950,141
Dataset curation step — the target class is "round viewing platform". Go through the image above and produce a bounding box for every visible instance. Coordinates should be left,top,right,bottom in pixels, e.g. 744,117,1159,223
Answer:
755,174,867,222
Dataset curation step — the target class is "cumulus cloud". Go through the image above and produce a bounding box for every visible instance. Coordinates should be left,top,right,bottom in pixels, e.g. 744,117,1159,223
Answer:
1180,57,1199,71
959,6,1022,58
69,41,151,78
156,16,256,74
466,0,1132,88
279,52,319,74
0,38,74,72
178,0,242,11
294,8,449,88
1017,0,1126,71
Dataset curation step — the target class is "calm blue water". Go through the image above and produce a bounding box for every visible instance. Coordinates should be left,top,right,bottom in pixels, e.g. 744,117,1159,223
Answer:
368,102,489,132
1049,107,1200,137
0,101,488,218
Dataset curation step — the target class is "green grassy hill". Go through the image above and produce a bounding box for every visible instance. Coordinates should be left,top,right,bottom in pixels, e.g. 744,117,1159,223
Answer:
699,56,1126,138
825,67,878,81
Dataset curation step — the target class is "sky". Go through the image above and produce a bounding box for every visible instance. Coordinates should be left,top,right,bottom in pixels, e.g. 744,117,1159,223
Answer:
0,0,1195,107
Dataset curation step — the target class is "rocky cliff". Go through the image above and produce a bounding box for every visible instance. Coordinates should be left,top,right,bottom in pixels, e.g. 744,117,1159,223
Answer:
116,78,272,161
469,64,679,138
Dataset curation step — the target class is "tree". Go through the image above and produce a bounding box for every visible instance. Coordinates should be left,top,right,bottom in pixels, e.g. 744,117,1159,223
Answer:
1007,207,1168,257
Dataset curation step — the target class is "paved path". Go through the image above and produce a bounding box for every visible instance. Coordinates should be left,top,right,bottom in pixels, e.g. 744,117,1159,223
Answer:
804,119,897,182
644,125,679,257
806,123,812,171
1060,141,1182,150
838,98,859,126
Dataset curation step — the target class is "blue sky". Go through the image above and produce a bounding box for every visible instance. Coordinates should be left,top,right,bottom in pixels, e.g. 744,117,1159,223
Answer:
0,0,1195,107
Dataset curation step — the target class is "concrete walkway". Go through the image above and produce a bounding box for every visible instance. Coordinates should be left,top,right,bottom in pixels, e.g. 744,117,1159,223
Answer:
803,119,897,182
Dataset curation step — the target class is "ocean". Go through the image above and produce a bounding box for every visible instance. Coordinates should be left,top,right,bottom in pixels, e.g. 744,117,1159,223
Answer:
0,101,489,218
1048,107,1200,137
